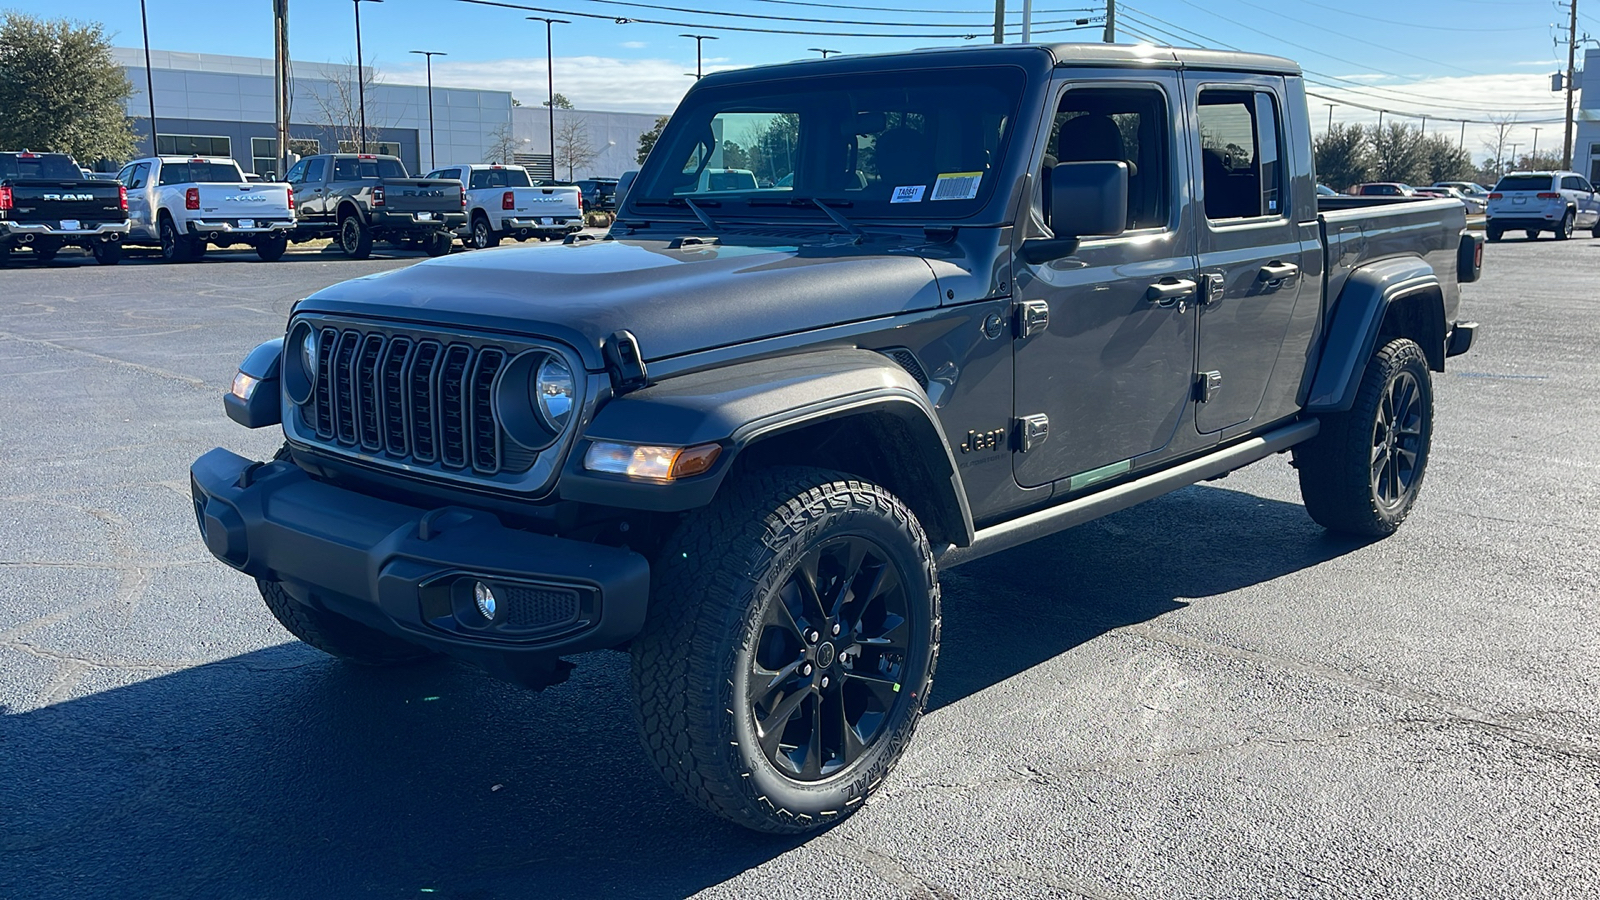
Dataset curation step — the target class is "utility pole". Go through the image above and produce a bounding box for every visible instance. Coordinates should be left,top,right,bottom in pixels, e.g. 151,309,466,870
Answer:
1420,115,1427,137
1378,109,1384,129
1104,0,1116,43
1532,126,1542,163
139,0,158,156
273,0,289,176
1563,0,1579,168
993,0,1005,44
1022,0,1032,42
680,33,717,79
410,50,445,171
528,17,568,177
1459,120,1466,151
1325,103,1335,132
1509,142,1521,174
808,48,838,58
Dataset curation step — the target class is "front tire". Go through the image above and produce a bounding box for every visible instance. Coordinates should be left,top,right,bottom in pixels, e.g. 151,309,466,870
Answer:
339,214,373,259
1295,338,1433,536
631,467,940,834
258,578,435,666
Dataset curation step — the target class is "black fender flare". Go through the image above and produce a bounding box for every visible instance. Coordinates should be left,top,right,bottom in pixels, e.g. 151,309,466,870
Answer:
223,337,283,428
559,348,976,547
337,200,366,225
1305,256,1445,413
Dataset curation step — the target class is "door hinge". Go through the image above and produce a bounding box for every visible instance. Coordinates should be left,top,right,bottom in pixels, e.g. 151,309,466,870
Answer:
1194,370,1223,403
1013,299,1050,339
1015,413,1050,452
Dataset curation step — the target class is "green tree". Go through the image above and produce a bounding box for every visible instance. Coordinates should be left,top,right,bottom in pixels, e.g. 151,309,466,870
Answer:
1420,134,1475,185
636,115,669,165
543,92,574,109
1313,123,1371,192
0,12,136,164
1370,122,1427,185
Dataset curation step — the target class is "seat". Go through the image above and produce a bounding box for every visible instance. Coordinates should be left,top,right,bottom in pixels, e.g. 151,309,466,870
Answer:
1053,114,1138,229
873,127,931,192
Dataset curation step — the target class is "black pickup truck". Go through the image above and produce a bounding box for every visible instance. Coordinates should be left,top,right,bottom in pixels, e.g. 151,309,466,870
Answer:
282,153,465,258
192,44,1480,833
0,151,129,265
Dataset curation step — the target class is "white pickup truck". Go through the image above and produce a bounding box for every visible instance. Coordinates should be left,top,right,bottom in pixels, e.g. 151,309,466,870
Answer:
424,163,583,248
116,156,296,262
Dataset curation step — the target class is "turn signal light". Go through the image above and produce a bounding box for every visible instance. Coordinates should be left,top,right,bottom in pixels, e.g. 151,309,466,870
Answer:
1488,192,1502,199
460,186,468,208
503,190,515,210
1,186,14,211
185,187,200,210
287,188,295,210
1537,192,1561,199
583,441,722,482
372,185,386,207
118,185,128,212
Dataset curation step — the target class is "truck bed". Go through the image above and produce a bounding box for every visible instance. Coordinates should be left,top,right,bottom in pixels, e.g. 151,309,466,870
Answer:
1318,195,1466,325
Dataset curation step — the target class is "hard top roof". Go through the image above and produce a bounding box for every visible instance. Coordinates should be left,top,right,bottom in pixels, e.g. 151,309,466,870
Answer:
697,41,1299,85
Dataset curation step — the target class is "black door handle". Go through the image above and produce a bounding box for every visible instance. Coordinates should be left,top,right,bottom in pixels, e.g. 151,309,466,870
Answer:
1258,261,1299,282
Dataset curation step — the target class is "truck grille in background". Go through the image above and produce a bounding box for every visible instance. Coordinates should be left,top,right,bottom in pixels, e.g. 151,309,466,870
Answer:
305,325,524,476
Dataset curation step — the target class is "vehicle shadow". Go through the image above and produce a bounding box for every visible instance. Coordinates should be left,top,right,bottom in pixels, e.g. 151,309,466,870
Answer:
0,484,1366,900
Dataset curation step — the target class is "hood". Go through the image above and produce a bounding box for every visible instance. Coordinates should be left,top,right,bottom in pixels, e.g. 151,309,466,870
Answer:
298,235,946,369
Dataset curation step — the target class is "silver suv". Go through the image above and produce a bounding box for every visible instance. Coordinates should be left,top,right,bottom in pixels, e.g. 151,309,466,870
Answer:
1486,171,1600,241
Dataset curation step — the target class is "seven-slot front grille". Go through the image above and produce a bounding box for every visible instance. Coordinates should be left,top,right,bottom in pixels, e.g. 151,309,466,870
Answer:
303,325,519,476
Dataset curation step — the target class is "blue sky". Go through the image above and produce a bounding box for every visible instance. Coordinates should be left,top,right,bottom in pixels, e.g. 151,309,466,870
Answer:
9,0,1587,157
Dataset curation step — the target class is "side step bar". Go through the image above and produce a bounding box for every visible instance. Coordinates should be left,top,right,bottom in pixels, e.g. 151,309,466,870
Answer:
937,419,1320,568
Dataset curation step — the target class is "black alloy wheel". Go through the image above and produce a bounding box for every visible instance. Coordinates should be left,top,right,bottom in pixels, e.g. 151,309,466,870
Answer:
1370,368,1425,511
749,535,914,782
339,215,373,259
160,218,192,262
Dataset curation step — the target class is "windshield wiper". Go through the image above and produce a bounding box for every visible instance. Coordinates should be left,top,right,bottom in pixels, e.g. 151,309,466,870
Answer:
743,197,866,242
632,196,720,231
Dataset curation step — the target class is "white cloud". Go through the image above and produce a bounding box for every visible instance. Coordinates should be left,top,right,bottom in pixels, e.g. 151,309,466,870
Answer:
388,55,692,114
620,41,648,49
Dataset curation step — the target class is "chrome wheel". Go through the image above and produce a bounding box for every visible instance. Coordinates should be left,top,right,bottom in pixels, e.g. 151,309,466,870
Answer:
748,535,913,782
1371,369,1424,510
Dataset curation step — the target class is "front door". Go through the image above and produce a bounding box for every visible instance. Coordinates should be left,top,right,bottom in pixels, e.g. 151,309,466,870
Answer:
1013,75,1199,491
293,157,329,221
118,162,154,239
1187,76,1308,434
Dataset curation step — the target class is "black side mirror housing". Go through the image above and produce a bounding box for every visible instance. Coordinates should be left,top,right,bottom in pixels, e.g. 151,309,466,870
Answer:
1021,161,1129,265
616,170,639,208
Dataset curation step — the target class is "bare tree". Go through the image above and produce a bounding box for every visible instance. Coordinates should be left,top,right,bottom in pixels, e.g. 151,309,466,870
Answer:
304,59,386,153
555,114,598,179
485,122,518,165
1481,113,1517,179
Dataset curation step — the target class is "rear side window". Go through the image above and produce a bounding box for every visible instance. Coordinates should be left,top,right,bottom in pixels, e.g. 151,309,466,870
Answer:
0,153,84,180
1560,175,1590,191
1048,86,1171,230
1198,89,1285,220
1495,174,1553,191
157,162,244,185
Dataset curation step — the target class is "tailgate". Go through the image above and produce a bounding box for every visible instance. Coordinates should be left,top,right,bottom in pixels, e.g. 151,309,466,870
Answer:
197,183,292,218
381,179,460,212
5,181,124,224
520,186,581,216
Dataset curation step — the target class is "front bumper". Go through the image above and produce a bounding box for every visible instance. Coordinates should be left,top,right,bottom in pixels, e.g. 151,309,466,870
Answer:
190,447,650,684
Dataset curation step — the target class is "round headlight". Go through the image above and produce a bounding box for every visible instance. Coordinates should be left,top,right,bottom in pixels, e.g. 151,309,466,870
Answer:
533,355,574,431
301,328,318,377
284,321,317,405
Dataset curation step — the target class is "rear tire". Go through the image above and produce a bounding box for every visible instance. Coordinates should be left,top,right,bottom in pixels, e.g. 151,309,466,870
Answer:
91,242,121,265
423,230,453,257
258,578,436,666
1525,229,1540,240
1556,210,1574,240
339,214,373,259
631,467,940,833
470,215,500,249
1486,225,1502,242
159,217,193,263
256,233,288,261
1295,338,1433,537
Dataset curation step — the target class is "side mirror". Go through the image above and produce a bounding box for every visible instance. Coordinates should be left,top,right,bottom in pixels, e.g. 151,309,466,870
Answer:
1021,161,1128,265
616,170,639,208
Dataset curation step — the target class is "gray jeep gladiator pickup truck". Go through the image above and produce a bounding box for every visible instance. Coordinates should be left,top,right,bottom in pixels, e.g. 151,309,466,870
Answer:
192,43,1480,833
282,153,465,259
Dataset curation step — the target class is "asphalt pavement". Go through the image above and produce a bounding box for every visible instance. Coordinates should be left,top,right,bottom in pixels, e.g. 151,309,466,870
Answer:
1,236,1596,899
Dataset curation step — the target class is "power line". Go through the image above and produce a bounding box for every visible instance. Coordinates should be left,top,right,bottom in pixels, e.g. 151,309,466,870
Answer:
742,0,1098,14
514,0,1097,29
1294,0,1543,33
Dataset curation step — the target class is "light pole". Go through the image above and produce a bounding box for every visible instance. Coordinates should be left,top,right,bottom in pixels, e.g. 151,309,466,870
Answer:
680,33,718,79
139,0,158,155
352,0,383,154
410,50,446,170
808,47,839,58
1531,126,1542,164
1508,143,1521,175
527,17,568,178
1325,103,1334,132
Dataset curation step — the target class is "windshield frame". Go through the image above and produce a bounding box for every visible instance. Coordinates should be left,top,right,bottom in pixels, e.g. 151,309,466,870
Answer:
624,63,1036,228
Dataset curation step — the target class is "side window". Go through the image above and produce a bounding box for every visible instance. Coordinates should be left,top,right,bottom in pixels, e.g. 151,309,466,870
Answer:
284,160,306,184
1197,88,1285,220
1046,86,1171,231
304,158,327,184
470,169,491,190
1579,177,1595,192
116,165,133,187
129,163,150,189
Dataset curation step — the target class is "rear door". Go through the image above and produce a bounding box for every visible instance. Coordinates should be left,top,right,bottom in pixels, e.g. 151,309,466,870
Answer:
1561,174,1600,227
1186,75,1311,435
119,162,155,238
1012,73,1199,490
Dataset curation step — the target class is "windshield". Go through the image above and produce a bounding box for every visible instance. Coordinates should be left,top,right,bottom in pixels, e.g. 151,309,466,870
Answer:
332,156,409,180
634,66,1026,221
0,153,84,180
158,162,245,185
1494,174,1554,192
468,167,532,189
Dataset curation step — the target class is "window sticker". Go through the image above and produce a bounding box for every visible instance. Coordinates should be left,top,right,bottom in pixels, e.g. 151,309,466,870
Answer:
890,184,926,204
931,171,983,201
